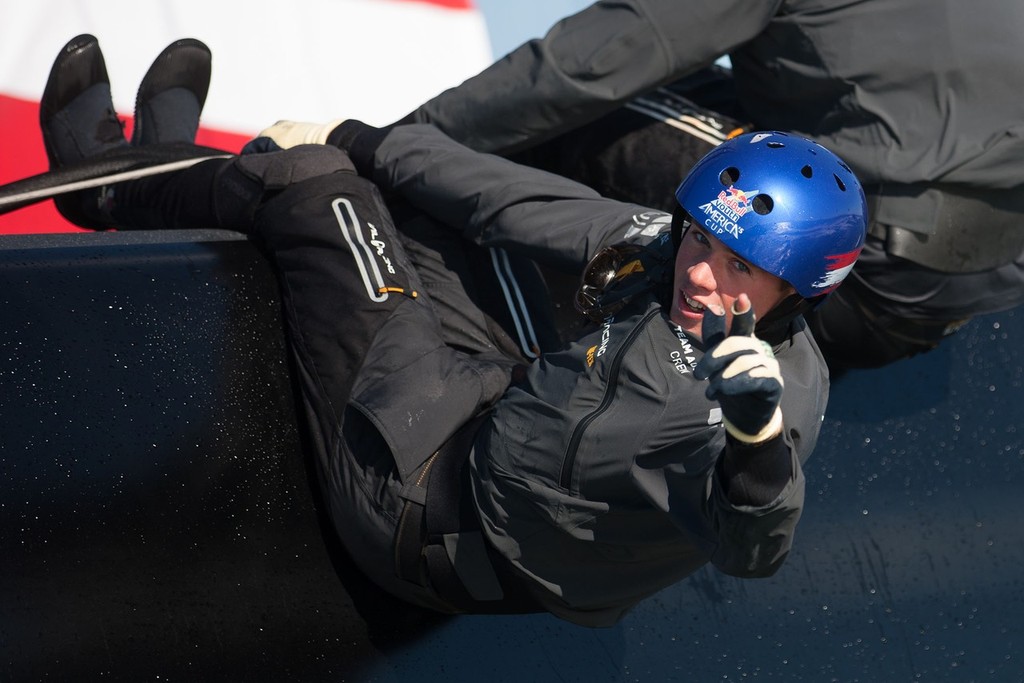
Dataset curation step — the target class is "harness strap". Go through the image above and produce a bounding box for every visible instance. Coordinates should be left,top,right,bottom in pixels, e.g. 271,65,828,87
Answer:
865,183,1024,273
394,414,543,614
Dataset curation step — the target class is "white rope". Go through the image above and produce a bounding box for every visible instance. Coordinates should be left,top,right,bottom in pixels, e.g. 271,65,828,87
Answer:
0,155,231,209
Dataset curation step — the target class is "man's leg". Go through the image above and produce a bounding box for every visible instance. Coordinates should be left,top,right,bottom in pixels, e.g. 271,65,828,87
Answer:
509,66,749,213
107,146,511,609
241,154,513,611
37,34,505,611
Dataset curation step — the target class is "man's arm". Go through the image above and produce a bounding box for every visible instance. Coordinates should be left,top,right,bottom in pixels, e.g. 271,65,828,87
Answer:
707,435,805,578
403,0,781,155
696,297,806,577
336,121,669,272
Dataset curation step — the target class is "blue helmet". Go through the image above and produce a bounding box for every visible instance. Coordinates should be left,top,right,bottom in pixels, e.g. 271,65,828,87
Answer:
674,131,867,299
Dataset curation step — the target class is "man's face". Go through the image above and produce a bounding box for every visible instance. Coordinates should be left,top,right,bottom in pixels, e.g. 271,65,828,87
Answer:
670,222,793,340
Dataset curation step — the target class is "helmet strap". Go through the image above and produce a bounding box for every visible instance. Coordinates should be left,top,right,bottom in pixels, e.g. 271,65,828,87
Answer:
671,206,691,250
755,293,827,345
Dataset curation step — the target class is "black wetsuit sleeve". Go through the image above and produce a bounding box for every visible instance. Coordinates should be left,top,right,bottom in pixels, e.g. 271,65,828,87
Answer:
717,432,793,507
402,0,780,155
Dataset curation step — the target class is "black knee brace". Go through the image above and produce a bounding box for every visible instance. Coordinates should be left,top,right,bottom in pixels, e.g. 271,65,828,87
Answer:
212,146,358,231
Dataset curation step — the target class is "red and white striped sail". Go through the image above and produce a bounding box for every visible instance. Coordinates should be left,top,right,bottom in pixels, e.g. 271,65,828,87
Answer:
0,0,491,233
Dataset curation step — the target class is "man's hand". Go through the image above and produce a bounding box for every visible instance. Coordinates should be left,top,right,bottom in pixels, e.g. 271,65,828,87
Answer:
242,119,345,153
694,295,784,444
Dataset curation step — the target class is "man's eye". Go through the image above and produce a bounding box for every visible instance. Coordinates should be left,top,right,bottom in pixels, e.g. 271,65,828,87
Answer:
693,231,710,246
733,260,752,275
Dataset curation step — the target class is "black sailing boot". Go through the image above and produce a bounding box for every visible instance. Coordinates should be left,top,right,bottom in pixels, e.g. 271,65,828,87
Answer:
132,38,211,146
39,34,127,228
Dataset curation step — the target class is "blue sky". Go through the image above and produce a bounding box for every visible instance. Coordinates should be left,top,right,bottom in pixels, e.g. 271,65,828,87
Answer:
473,0,594,60
472,1,731,68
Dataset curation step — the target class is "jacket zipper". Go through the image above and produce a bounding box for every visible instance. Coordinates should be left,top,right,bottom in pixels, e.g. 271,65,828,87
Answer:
559,307,661,490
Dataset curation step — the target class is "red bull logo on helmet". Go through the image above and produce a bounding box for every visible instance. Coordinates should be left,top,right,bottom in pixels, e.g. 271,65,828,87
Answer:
813,249,861,293
697,185,759,239
721,186,758,216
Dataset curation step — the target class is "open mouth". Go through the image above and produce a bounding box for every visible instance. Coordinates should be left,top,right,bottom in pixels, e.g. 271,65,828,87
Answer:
683,293,705,312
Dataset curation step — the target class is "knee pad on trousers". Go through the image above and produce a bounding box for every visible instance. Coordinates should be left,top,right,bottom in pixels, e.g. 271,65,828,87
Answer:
250,168,422,302
234,146,357,190
212,146,358,230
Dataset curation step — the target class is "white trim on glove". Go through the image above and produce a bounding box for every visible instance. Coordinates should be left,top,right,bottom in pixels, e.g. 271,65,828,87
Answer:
723,406,783,444
255,119,346,148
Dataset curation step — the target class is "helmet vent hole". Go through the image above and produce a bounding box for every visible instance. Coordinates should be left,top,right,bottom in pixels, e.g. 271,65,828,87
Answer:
801,165,813,178
752,194,774,215
767,141,785,149
833,174,847,192
720,167,740,185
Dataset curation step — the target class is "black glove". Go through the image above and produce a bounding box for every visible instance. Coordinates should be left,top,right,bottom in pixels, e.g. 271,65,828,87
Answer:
694,301,784,444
